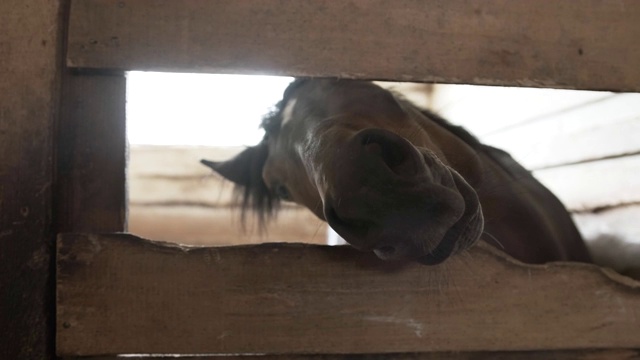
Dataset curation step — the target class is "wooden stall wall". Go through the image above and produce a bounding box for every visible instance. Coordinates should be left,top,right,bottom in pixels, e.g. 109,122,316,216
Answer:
0,1,64,359
0,0,638,359
54,0,640,358
429,85,640,277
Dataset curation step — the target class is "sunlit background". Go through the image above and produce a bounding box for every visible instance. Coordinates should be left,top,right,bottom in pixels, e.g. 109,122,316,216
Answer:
126,72,327,247
127,72,293,146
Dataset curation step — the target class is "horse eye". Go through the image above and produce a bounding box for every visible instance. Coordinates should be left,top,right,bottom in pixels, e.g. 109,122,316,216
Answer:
275,184,292,201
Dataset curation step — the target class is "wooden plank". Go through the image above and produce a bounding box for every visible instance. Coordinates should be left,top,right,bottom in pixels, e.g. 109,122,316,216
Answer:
431,84,612,137
128,205,327,246
0,0,63,359
127,145,327,245
57,73,127,232
533,154,640,212
129,145,241,206
63,349,640,360
129,145,243,178
127,145,304,209
67,0,640,92
57,233,640,357
429,89,640,169
129,174,236,207
494,115,640,170
483,93,640,139
482,94,640,170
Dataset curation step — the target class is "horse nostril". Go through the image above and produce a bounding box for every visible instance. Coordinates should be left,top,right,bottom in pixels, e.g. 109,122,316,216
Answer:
357,129,417,177
363,141,382,156
362,136,405,169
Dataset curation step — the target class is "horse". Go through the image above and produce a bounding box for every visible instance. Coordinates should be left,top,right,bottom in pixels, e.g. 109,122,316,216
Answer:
202,78,592,265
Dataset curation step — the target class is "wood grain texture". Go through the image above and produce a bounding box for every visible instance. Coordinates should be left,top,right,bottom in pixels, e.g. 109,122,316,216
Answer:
129,146,243,179
67,0,640,92
127,146,328,245
0,0,63,358
128,205,328,246
57,233,640,357
534,154,640,212
483,94,640,170
57,73,127,232
503,114,640,171
129,146,242,206
431,84,612,137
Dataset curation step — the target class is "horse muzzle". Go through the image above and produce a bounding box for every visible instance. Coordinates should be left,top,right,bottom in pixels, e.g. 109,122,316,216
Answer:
321,128,483,264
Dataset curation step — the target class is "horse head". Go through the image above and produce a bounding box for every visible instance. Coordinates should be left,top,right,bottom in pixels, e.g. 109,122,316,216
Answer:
203,79,485,265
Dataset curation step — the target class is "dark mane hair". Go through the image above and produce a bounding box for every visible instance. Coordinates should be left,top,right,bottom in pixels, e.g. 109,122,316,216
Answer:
236,78,483,229
419,108,482,149
231,141,278,231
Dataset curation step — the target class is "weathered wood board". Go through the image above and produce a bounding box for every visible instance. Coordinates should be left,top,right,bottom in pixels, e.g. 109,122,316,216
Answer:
431,85,612,137
57,73,127,233
57,233,640,357
534,154,640,212
129,146,242,207
0,0,63,358
67,0,640,92
483,94,640,170
129,205,328,246
127,145,328,245
129,146,242,178
69,349,640,360
503,114,640,170
430,87,640,171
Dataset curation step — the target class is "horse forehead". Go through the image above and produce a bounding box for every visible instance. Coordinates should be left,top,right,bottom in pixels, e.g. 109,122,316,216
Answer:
277,81,402,133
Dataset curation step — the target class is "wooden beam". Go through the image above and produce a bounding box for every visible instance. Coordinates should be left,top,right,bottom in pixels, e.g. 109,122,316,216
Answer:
482,94,640,170
64,349,640,360
57,233,640,357
0,0,64,359
67,0,640,92
128,205,328,246
57,73,127,232
534,154,640,212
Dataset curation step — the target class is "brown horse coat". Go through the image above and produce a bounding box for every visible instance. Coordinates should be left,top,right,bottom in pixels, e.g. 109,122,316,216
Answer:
203,79,591,265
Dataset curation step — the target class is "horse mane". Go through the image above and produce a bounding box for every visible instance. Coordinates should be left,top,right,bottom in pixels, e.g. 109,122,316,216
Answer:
417,108,483,150
236,79,484,229
230,141,279,231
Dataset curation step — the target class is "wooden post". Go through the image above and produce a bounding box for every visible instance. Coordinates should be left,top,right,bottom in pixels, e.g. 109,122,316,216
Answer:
56,72,127,233
0,1,64,358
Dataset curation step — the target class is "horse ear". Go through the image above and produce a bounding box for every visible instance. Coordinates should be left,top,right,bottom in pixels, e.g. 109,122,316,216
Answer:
200,144,268,187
